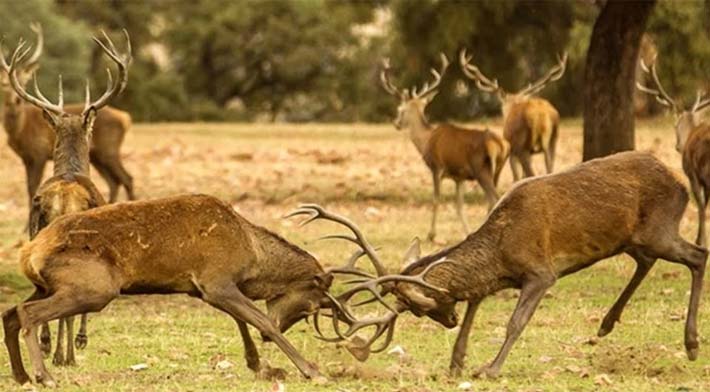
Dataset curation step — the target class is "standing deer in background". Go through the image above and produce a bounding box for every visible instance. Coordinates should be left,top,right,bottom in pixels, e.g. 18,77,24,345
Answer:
1,30,130,366
0,23,135,207
460,50,566,181
298,152,707,378
380,54,509,241
637,58,710,246
0,193,444,387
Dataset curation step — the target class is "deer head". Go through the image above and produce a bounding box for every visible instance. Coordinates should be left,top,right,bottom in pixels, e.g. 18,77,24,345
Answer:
0,29,131,173
459,49,567,118
380,53,450,131
286,205,455,358
636,57,710,152
0,22,43,108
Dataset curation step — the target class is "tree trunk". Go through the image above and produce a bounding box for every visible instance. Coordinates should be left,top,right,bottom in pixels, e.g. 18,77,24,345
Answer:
583,0,656,161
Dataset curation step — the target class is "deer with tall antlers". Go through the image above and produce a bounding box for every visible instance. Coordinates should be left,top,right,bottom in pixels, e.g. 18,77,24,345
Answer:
1,193,444,387
460,50,567,181
0,23,135,208
292,151,707,378
380,54,509,240
637,58,710,246
1,30,131,367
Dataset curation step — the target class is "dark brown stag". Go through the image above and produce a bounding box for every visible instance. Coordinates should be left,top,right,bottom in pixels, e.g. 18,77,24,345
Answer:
460,49,566,181
381,54,509,240
1,30,131,366
0,23,135,205
636,57,710,246
293,151,707,378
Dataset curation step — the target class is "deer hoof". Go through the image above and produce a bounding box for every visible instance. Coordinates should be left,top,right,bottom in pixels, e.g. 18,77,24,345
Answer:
686,345,699,361
52,352,65,366
312,375,329,385
35,373,57,388
75,333,88,350
472,364,500,379
449,364,463,377
40,336,52,356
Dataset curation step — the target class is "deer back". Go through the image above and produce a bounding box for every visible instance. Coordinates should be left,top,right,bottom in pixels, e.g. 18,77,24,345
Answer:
682,123,710,187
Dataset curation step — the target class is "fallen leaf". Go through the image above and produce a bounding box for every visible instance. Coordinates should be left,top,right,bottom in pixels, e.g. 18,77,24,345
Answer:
594,373,613,386
458,381,473,390
130,363,149,371
271,380,285,392
215,360,233,370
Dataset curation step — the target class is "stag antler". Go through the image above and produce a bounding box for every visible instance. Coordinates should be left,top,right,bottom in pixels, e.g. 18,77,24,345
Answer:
411,53,449,99
690,90,710,114
86,29,132,114
459,48,501,93
517,52,568,96
25,22,44,68
0,38,64,115
636,57,678,112
380,58,407,99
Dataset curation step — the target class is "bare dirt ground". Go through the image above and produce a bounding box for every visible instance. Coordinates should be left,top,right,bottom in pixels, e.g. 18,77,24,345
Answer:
0,118,709,391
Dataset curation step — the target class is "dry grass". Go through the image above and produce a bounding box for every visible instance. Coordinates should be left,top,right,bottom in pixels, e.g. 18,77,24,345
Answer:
0,118,709,391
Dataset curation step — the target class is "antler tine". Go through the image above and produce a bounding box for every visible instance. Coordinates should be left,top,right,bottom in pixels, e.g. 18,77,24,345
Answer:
459,48,500,93
380,57,405,99
4,39,63,115
287,204,388,277
412,52,449,99
691,90,710,114
26,22,43,66
636,57,678,112
324,248,377,279
85,29,131,114
518,51,568,97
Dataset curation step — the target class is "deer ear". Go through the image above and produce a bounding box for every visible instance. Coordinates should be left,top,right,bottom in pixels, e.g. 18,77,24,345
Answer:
424,91,439,104
314,273,333,289
83,107,97,131
402,237,421,267
42,110,59,128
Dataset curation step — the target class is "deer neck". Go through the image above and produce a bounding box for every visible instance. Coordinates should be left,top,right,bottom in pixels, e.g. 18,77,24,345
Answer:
243,225,322,299
52,131,91,177
405,109,432,155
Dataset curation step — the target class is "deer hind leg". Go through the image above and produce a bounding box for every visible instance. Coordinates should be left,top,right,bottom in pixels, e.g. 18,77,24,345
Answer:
39,323,51,356
75,314,88,349
450,299,482,377
519,151,535,178
477,171,499,212
598,250,656,337
689,175,707,247
454,181,471,235
90,153,119,203
195,279,321,380
474,275,554,379
51,318,66,365
112,159,135,201
3,289,47,386
509,155,522,182
428,171,442,241
24,159,46,234
544,124,558,174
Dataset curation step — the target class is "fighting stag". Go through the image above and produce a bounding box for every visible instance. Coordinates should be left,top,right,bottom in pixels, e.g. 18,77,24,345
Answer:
1,30,131,366
293,152,707,378
381,54,509,240
636,57,710,246
0,23,134,206
460,49,566,181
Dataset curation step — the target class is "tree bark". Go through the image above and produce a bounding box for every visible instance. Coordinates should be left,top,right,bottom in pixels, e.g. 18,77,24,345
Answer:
583,0,656,161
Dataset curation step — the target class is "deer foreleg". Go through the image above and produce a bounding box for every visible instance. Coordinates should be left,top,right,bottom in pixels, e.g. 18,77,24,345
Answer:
450,300,481,376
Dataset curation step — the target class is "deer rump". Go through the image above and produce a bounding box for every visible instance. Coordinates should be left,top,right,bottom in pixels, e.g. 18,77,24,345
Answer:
503,98,559,156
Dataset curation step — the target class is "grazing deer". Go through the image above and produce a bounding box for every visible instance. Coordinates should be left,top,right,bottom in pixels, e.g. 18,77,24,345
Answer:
636,58,710,246
1,193,441,387
295,151,707,378
1,31,131,367
380,54,509,240
459,49,566,181
0,23,135,206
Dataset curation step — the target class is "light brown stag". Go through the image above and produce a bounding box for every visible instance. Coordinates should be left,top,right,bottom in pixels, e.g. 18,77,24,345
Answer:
0,23,134,205
294,151,707,378
636,58,710,246
1,30,131,367
1,193,441,387
459,49,566,181
381,53,509,241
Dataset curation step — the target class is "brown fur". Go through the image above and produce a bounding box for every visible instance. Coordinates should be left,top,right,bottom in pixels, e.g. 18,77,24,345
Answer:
502,96,560,180
681,122,710,246
5,194,335,385
387,151,706,378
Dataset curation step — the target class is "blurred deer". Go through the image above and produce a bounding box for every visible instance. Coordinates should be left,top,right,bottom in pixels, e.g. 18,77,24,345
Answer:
297,152,707,378
460,50,566,181
1,30,130,367
380,54,509,241
637,57,710,246
0,23,135,208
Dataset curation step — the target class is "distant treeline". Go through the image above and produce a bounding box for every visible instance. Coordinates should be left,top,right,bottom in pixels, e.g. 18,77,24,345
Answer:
1,0,708,122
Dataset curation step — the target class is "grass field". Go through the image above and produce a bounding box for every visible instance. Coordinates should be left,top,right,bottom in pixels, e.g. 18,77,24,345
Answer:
1,118,709,391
